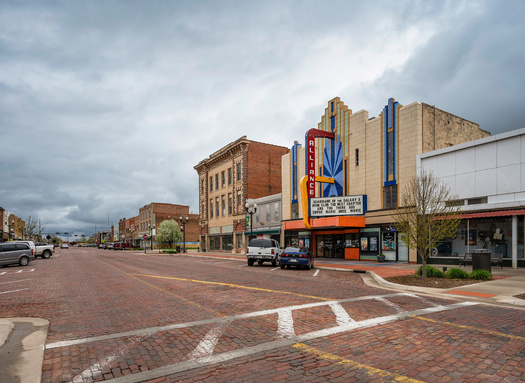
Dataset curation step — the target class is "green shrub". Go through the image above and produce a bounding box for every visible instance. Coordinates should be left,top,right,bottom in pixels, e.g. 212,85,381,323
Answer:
162,250,177,254
415,265,445,278
446,268,470,279
470,269,493,280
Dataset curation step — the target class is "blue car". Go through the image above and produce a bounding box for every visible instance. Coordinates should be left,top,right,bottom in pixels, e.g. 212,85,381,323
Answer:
280,247,314,270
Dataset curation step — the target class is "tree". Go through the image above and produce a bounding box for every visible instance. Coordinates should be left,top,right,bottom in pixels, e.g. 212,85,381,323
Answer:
25,216,46,241
392,170,462,281
155,219,183,249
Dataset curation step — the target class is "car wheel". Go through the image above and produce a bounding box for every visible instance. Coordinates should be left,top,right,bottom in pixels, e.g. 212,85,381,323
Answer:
280,264,285,269
272,261,277,267
305,264,311,270
248,259,254,266
258,260,263,265
19,256,30,266
41,250,51,259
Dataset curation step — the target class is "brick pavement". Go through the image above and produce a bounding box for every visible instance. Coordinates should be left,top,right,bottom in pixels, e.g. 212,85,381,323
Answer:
1,248,524,382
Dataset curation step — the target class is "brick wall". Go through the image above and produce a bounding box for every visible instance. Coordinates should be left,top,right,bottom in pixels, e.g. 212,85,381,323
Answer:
246,141,290,199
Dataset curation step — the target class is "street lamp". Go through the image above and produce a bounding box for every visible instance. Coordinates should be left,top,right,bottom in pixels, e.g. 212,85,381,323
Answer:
245,202,257,240
179,216,189,253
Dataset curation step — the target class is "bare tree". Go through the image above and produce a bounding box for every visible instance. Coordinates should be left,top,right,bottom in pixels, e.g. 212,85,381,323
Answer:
392,170,462,281
25,216,47,241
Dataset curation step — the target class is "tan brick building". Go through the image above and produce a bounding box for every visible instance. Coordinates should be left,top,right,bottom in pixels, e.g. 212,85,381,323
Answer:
138,203,199,248
282,97,490,263
194,136,289,253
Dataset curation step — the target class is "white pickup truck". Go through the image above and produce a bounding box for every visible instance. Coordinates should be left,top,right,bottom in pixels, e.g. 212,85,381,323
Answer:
33,242,55,259
246,238,282,267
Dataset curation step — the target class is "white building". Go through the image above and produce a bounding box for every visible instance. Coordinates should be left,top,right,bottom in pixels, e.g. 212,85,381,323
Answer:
419,127,525,269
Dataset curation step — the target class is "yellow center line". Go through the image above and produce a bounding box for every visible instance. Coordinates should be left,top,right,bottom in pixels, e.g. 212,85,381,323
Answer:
132,273,335,301
413,316,525,340
105,263,224,317
293,343,425,382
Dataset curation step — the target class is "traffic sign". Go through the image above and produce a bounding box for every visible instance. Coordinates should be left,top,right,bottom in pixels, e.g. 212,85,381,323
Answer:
143,234,148,240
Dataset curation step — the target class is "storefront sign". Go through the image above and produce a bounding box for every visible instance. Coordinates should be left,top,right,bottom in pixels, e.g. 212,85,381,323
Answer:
310,195,366,216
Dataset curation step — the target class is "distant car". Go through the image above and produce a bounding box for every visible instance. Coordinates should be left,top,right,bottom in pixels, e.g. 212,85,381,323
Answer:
280,247,314,270
60,243,69,249
0,242,35,267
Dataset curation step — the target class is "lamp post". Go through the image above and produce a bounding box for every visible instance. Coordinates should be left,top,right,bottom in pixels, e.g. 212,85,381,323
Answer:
179,216,188,253
245,202,257,241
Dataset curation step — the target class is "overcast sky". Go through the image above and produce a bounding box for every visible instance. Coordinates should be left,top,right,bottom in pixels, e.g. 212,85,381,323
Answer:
1,0,524,238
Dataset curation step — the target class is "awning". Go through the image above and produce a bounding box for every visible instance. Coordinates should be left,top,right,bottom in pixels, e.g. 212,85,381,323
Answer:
461,209,525,219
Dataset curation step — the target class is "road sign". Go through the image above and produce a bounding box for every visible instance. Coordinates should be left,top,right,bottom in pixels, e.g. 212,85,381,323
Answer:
143,234,148,240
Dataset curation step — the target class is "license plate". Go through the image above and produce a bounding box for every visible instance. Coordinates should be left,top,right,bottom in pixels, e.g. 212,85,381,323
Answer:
289,259,298,262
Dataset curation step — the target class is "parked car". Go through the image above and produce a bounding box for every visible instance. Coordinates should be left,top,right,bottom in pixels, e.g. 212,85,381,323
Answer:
246,238,282,266
0,242,35,267
34,242,55,259
60,243,69,249
280,247,314,270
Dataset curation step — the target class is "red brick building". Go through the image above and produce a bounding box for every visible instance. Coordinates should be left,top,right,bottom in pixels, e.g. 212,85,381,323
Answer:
138,203,199,248
194,136,289,253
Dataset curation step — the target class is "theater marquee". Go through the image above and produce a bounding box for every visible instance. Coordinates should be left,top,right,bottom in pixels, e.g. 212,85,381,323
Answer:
310,195,367,217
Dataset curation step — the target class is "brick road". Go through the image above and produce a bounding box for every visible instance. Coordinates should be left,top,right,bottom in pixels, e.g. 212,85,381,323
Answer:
1,247,524,382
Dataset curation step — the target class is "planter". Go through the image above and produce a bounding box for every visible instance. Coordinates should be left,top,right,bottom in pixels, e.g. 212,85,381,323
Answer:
377,255,386,262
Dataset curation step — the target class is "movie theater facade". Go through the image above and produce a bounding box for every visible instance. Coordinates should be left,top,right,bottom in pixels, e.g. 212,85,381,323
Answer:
281,97,490,263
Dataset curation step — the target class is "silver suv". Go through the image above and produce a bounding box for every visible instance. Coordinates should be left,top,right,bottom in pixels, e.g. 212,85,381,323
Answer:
0,242,35,267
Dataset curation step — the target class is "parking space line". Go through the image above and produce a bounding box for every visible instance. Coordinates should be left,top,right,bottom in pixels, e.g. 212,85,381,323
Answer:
413,316,525,340
0,279,32,285
293,343,425,382
0,288,29,294
313,269,320,277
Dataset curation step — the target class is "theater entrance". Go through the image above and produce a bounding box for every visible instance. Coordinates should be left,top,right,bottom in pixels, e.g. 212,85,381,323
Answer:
316,234,345,258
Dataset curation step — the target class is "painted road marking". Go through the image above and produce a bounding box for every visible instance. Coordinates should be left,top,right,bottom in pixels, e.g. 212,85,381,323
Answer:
0,288,30,294
0,269,34,276
376,297,404,313
187,320,232,361
313,269,320,277
106,263,224,317
132,273,336,301
0,279,32,285
293,343,425,383
413,316,525,340
276,309,296,338
105,302,476,383
329,302,355,326
72,336,144,383
45,293,410,349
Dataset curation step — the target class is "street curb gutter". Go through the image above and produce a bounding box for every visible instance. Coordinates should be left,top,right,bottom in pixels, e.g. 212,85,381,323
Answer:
0,317,49,383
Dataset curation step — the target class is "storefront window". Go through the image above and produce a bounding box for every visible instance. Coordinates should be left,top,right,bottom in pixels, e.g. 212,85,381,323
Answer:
222,235,233,250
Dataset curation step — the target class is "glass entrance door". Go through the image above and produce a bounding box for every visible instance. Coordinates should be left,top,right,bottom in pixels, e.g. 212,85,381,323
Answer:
317,234,345,259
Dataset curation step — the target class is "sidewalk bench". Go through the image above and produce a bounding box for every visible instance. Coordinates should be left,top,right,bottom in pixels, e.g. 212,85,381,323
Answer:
459,253,503,268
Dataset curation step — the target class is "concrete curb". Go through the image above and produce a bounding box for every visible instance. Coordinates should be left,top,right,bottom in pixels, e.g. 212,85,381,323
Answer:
0,319,15,348
0,317,49,383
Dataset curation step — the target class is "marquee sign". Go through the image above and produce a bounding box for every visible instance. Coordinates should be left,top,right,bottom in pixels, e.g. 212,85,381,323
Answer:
306,128,334,198
310,195,367,217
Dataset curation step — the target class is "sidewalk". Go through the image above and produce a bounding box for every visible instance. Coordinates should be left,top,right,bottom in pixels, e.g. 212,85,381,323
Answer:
179,250,525,307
